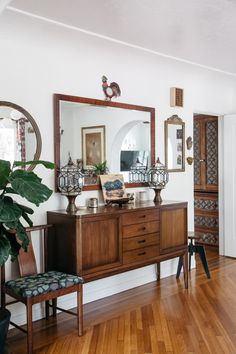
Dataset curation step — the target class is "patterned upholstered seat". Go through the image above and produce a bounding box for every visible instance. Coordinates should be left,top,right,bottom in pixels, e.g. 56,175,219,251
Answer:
5,271,83,298
1,225,84,354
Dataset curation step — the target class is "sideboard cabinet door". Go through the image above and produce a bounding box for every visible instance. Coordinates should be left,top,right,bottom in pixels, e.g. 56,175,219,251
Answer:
81,216,121,274
160,205,187,254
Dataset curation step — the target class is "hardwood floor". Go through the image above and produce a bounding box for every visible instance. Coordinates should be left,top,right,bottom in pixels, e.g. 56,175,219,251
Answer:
6,249,236,353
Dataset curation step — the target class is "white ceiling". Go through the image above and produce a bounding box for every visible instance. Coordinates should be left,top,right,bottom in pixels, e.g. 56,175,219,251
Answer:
7,0,236,75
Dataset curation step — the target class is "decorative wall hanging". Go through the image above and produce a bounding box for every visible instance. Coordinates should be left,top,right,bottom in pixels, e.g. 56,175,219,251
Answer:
186,156,194,165
164,114,185,172
170,87,184,107
102,75,121,101
186,136,193,150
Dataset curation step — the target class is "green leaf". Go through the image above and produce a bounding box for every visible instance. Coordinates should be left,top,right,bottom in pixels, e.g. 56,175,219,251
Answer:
9,170,53,206
0,160,11,190
13,160,55,169
21,212,33,227
15,221,30,251
17,203,34,215
10,169,42,183
0,197,22,222
5,187,18,195
0,233,11,266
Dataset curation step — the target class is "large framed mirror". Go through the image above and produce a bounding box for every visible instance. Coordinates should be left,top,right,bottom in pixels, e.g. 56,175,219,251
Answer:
0,101,42,171
54,94,155,191
165,114,185,172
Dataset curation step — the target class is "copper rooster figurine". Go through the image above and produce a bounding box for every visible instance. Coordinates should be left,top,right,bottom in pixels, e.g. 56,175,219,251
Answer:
102,75,121,101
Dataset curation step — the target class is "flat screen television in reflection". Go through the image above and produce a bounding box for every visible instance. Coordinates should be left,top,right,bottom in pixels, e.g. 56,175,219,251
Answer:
120,150,149,171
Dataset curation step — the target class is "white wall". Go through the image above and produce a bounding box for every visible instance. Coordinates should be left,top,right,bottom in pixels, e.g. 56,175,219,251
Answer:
1,9,236,325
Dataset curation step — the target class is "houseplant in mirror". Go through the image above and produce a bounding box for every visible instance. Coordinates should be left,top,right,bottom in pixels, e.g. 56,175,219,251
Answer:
93,161,108,175
0,158,54,353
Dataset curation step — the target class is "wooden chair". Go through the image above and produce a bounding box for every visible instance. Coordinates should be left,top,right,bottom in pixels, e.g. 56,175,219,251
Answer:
0,224,83,354
176,231,211,279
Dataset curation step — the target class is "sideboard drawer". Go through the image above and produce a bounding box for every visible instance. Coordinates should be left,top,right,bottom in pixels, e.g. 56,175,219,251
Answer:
123,221,159,238
123,233,159,251
123,245,159,264
121,209,159,226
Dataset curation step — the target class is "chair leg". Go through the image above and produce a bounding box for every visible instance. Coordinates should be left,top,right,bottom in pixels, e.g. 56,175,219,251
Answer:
45,300,50,319
197,246,211,279
156,262,160,281
26,298,33,354
52,298,57,317
176,256,183,279
77,284,83,336
189,251,192,272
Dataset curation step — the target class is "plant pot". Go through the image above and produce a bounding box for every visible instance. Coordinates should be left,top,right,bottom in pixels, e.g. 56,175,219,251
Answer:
0,309,11,354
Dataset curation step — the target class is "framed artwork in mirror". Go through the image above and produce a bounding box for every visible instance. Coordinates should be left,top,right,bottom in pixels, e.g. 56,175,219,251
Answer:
82,125,105,169
165,114,185,172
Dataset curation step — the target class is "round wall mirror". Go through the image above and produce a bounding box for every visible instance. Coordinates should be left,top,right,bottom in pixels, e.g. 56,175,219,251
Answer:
0,101,42,171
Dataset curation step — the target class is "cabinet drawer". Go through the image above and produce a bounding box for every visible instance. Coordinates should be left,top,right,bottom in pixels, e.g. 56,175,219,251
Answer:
121,209,159,226
123,221,159,238
123,233,159,251
123,245,159,264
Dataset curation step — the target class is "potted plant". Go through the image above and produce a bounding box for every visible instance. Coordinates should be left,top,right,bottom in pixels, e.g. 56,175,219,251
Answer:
92,161,108,175
0,159,54,353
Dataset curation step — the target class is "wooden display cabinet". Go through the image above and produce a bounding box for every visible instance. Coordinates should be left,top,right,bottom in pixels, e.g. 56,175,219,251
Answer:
47,201,188,287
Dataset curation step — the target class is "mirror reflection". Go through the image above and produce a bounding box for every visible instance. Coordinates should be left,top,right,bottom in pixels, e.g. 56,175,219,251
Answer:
0,102,41,170
165,115,185,172
55,95,155,189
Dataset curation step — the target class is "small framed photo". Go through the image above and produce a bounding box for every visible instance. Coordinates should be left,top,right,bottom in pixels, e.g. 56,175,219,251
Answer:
82,125,105,169
176,129,183,139
177,154,182,165
100,174,127,201
177,142,182,152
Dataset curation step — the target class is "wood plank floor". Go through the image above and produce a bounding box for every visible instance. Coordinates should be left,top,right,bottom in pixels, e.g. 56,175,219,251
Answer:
6,249,236,353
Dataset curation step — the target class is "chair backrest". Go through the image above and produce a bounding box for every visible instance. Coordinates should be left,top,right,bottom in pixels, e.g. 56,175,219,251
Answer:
17,224,51,277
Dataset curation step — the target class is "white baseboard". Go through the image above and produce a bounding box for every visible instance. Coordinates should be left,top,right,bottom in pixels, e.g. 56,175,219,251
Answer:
9,258,190,327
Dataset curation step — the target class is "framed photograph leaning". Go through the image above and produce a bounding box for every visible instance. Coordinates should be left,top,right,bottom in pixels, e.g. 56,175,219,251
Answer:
82,125,106,169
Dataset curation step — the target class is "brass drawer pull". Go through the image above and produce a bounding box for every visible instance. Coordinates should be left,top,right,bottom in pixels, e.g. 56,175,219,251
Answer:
138,239,146,243
138,252,146,256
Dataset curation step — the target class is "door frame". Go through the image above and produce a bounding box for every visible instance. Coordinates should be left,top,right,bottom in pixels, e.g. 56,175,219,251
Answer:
218,116,224,255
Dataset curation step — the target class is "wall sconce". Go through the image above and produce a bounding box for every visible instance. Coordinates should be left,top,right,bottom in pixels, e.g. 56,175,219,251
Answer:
58,156,84,213
148,158,169,203
186,136,193,150
186,157,194,165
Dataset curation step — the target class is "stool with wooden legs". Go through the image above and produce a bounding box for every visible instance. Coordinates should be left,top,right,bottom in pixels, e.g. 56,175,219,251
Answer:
1,224,84,354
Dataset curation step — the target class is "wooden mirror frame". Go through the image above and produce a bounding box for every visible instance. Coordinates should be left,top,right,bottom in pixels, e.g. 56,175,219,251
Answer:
0,101,42,171
54,94,155,191
164,114,185,172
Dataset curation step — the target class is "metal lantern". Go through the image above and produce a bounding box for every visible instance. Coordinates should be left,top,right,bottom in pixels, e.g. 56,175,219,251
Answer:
129,158,148,183
58,156,84,213
148,158,169,203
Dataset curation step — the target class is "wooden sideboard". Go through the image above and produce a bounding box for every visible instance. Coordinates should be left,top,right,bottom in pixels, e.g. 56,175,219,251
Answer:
47,200,188,288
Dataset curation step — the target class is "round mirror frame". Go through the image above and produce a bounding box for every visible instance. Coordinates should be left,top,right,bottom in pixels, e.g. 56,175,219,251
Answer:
0,101,42,171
